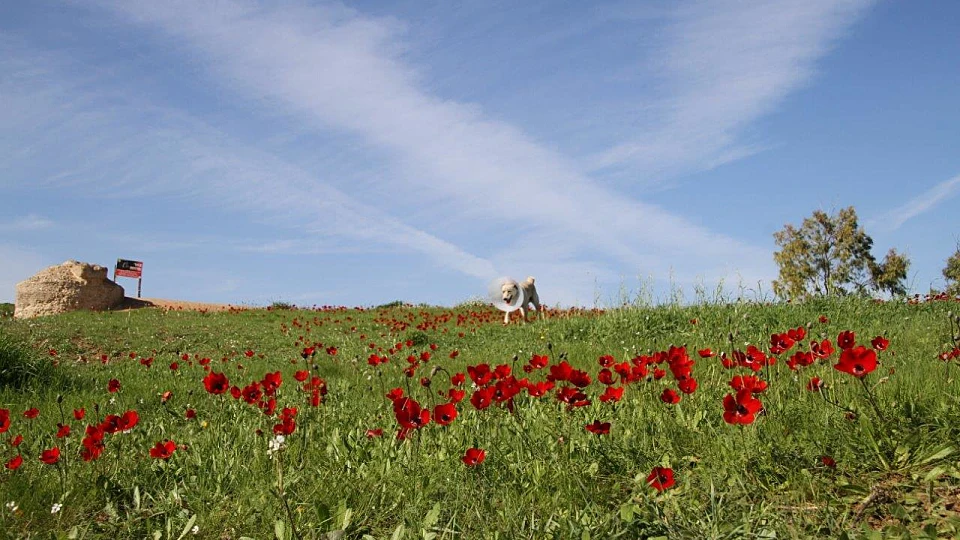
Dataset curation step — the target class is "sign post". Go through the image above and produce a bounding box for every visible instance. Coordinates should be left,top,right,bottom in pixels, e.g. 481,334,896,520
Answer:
114,259,144,298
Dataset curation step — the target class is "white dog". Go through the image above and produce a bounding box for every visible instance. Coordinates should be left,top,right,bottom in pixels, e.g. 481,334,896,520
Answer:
501,276,542,324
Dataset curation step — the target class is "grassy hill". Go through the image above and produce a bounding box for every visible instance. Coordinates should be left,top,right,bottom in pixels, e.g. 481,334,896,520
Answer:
0,297,958,538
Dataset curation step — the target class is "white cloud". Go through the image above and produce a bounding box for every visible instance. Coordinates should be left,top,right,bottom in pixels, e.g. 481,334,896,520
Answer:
0,214,54,232
590,0,875,176
869,174,960,232
90,0,779,283
3,1,876,303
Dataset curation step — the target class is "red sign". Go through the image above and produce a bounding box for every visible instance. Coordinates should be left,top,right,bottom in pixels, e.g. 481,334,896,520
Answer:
115,259,143,279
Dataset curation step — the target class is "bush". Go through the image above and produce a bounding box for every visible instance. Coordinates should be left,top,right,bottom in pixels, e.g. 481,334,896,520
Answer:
0,329,57,390
0,303,13,318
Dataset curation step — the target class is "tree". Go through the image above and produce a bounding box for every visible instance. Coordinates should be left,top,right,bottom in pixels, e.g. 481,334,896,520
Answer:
772,207,910,299
943,246,960,297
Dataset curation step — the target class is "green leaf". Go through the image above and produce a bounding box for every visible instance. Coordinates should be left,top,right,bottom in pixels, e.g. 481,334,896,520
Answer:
274,519,286,540
391,524,405,540
133,486,141,511
176,514,197,540
422,502,441,529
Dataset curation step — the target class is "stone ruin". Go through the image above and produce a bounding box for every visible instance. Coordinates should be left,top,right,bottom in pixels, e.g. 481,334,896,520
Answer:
14,260,126,319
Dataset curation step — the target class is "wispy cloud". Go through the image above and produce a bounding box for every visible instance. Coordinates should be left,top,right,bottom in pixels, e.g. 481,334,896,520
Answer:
869,174,960,232
87,1,782,292
0,37,497,282
2,1,876,304
0,214,54,232
590,0,875,178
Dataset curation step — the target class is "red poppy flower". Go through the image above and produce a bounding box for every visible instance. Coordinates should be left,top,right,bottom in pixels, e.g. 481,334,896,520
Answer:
837,331,856,350
5,454,23,470
56,423,71,438
529,354,549,369
806,377,824,392
107,379,121,393
149,440,176,460
294,370,309,382
23,408,39,419
470,387,495,410
261,371,282,395
819,315,829,324
462,447,486,466
467,364,493,386
834,345,877,378
646,466,675,491
326,346,338,356
0,409,9,433
73,408,85,420
677,376,698,395
568,370,592,388
697,348,715,358
729,375,767,394
653,368,666,380
385,387,404,402
870,336,889,351
433,402,458,426
161,391,173,404
584,420,611,435
598,354,615,368
10,434,23,446
119,410,140,432
599,386,624,403
451,373,465,387
812,339,835,359
722,389,763,425
40,446,60,464
820,455,837,468
203,371,230,395
660,388,681,405
244,349,255,358
169,361,179,371
185,408,196,419
395,399,430,429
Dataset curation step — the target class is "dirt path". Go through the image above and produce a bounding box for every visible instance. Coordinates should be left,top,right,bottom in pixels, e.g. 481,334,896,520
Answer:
118,297,246,312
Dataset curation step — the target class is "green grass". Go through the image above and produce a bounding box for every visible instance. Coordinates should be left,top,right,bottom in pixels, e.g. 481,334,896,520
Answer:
1,298,959,539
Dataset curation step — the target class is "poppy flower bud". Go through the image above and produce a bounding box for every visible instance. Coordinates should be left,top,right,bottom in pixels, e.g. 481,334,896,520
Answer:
57,394,64,404
547,342,552,351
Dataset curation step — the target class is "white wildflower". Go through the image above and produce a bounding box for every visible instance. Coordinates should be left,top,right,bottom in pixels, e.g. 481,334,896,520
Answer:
191,525,200,535
267,434,286,457
5,501,18,512
109,397,116,405
51,503,62,514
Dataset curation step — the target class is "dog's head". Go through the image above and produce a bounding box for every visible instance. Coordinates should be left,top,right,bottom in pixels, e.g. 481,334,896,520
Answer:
501,281,520,305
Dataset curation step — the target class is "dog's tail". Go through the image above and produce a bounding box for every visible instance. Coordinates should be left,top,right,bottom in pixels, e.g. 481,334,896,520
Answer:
524,276,535,285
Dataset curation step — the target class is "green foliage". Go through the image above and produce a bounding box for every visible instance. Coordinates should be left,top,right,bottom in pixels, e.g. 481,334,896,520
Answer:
269,301,296,310
773,207,910,299
0,303,13,318
1,299,959,538
943,247,960,297
0,328,58,390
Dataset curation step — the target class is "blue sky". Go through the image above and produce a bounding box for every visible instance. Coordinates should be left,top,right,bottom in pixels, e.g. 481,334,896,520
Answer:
1,0,958,307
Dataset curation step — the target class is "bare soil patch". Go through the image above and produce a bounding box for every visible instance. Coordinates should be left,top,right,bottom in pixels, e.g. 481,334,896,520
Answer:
117,297,246,312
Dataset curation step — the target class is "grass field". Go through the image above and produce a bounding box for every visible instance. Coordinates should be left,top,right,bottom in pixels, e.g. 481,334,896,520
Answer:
1,297,960,539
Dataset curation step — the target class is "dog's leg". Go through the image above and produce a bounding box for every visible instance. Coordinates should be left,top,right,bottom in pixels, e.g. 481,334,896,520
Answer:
530,292,542,320
503,310,510,325
519,305,527,323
